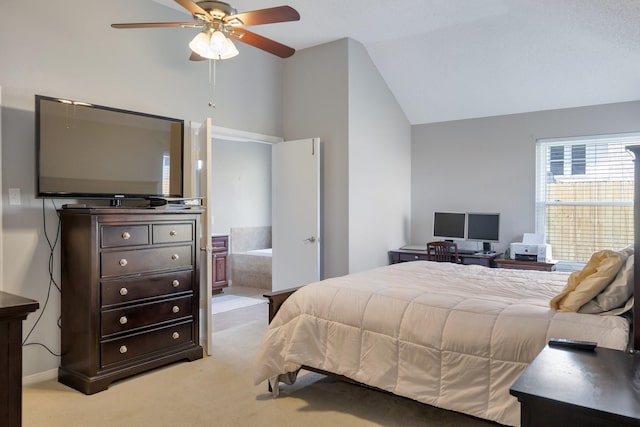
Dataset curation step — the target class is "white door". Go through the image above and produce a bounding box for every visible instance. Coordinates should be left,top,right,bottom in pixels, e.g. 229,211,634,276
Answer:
272,138,321,291
193,118,214,355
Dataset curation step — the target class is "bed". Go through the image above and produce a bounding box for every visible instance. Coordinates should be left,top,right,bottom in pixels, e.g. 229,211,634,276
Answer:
253,259,633,426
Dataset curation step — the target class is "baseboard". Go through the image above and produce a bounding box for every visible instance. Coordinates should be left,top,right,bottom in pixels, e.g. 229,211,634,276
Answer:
23,368,58,385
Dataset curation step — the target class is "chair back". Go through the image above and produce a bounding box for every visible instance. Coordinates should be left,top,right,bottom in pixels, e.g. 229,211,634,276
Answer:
426,241,459,263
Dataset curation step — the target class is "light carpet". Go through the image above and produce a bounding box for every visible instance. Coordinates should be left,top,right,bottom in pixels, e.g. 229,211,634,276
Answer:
212,294,266,314
22,316,496,427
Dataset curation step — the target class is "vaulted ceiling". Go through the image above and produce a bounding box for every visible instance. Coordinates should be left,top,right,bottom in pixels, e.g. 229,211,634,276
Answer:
153,0,640,125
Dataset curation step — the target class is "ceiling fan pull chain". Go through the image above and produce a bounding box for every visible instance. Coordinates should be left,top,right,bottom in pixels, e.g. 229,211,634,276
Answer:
208,58,217,108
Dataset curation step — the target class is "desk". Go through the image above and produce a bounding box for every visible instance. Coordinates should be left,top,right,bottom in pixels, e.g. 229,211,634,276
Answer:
388,249,501,268
494,258,556,271
510,345,640,426
0,291,39,427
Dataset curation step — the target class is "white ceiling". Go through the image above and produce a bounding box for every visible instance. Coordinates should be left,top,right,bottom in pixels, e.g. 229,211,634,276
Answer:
153,0,640,125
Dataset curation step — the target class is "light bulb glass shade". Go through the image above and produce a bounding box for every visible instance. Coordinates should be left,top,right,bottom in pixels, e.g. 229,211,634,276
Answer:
188,30,239,60
209,31,228,53
219,38,239,59
188,32,212,57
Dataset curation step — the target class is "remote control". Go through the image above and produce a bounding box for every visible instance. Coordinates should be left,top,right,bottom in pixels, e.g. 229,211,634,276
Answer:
548,338,597,351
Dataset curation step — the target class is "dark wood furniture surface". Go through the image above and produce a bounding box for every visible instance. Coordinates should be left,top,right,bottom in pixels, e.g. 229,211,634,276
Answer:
426,241,458,262
0,292,39,427
264,287,301,323
58,208,203,394
211,235,229,294
494,258,557,271
388,248,501,268
510,345,640,426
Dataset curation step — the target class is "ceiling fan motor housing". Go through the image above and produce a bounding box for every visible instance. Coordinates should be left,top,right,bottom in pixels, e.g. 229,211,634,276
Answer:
196,1,237,20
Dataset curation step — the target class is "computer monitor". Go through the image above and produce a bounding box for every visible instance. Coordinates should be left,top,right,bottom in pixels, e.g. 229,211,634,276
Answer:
467,213,500,251
433,212,466,240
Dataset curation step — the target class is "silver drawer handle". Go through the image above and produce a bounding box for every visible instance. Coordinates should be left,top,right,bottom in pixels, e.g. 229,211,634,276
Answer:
171,254,179,261
122,231,131,240
172,332,180,340
169,230,177,237
119,287,128,296
172,279,180,288
119,345,128,354
119,258,128,267
172,306,179,314
119,316,128,325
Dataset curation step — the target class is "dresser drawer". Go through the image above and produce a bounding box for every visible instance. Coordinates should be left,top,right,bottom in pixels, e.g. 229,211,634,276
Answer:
101,245,193,278
101,295,192,337
101,225,150,248
398,252,428,262
101,321,193,368
152,223,194,244
101,271,193,307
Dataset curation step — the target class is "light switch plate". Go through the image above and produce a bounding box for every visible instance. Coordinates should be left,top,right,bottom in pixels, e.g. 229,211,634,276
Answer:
8,188,21,205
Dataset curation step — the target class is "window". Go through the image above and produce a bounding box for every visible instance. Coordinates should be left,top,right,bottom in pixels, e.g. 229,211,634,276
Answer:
571,144,586,175
162,153,171,195
536,134,638,262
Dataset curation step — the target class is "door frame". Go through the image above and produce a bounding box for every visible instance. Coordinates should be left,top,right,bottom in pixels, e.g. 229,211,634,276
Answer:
193,123,283,353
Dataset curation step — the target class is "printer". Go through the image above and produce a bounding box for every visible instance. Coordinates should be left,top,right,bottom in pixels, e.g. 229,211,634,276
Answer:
510,233,552,262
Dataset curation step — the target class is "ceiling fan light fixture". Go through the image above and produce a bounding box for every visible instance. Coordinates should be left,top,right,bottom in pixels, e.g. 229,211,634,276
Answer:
220,38,239,59
189,29,239,60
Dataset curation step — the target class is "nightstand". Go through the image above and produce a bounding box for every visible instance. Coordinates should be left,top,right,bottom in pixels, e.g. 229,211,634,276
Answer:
510,345,640,426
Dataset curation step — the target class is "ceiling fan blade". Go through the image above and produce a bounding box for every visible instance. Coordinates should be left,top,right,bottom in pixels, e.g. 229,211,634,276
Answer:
227,6,300,26
229,28,295,58
189,51,207,61
174,0,211,20
111,22,197,29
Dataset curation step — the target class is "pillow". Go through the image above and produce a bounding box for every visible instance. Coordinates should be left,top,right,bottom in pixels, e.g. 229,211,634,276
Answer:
550,249,626,312
596,296,634,316
579,246,634,315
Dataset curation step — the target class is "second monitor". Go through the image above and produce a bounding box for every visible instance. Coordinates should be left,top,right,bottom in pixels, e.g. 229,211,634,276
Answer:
467,213,500,252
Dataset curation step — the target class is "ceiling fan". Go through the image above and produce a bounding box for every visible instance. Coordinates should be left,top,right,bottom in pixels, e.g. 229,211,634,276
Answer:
112,0,300,60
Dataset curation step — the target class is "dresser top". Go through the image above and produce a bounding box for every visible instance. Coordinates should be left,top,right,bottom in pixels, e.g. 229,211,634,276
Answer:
0,291,39,320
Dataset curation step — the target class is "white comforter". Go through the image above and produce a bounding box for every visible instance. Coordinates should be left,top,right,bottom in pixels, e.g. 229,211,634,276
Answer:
254,261,630,426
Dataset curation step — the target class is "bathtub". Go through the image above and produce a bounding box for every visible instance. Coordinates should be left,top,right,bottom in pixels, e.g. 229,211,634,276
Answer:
245,248,272,257
230,248,272,290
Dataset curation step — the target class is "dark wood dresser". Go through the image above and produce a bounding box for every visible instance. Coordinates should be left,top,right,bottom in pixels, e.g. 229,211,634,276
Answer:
58,208,203,394
510,345,640,426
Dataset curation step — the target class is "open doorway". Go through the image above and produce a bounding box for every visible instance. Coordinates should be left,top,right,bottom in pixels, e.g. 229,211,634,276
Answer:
209,127,282,331
211,137,272,330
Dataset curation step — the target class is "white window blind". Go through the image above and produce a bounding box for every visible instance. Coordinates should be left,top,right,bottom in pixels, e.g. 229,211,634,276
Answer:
535,134,639,262
162,153,170,195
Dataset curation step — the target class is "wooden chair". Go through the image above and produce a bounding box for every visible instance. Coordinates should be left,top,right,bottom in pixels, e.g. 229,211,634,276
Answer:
426,241,459,263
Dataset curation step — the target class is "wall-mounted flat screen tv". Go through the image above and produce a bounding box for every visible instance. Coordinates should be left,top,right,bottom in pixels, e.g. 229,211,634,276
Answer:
36,95,184,203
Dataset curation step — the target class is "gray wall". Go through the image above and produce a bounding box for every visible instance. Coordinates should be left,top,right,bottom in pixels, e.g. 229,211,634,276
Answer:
347,40,411,272
211,139,272,235
283,38,412,277
411,100,640,253
0,0,282,376
283,40,350,278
